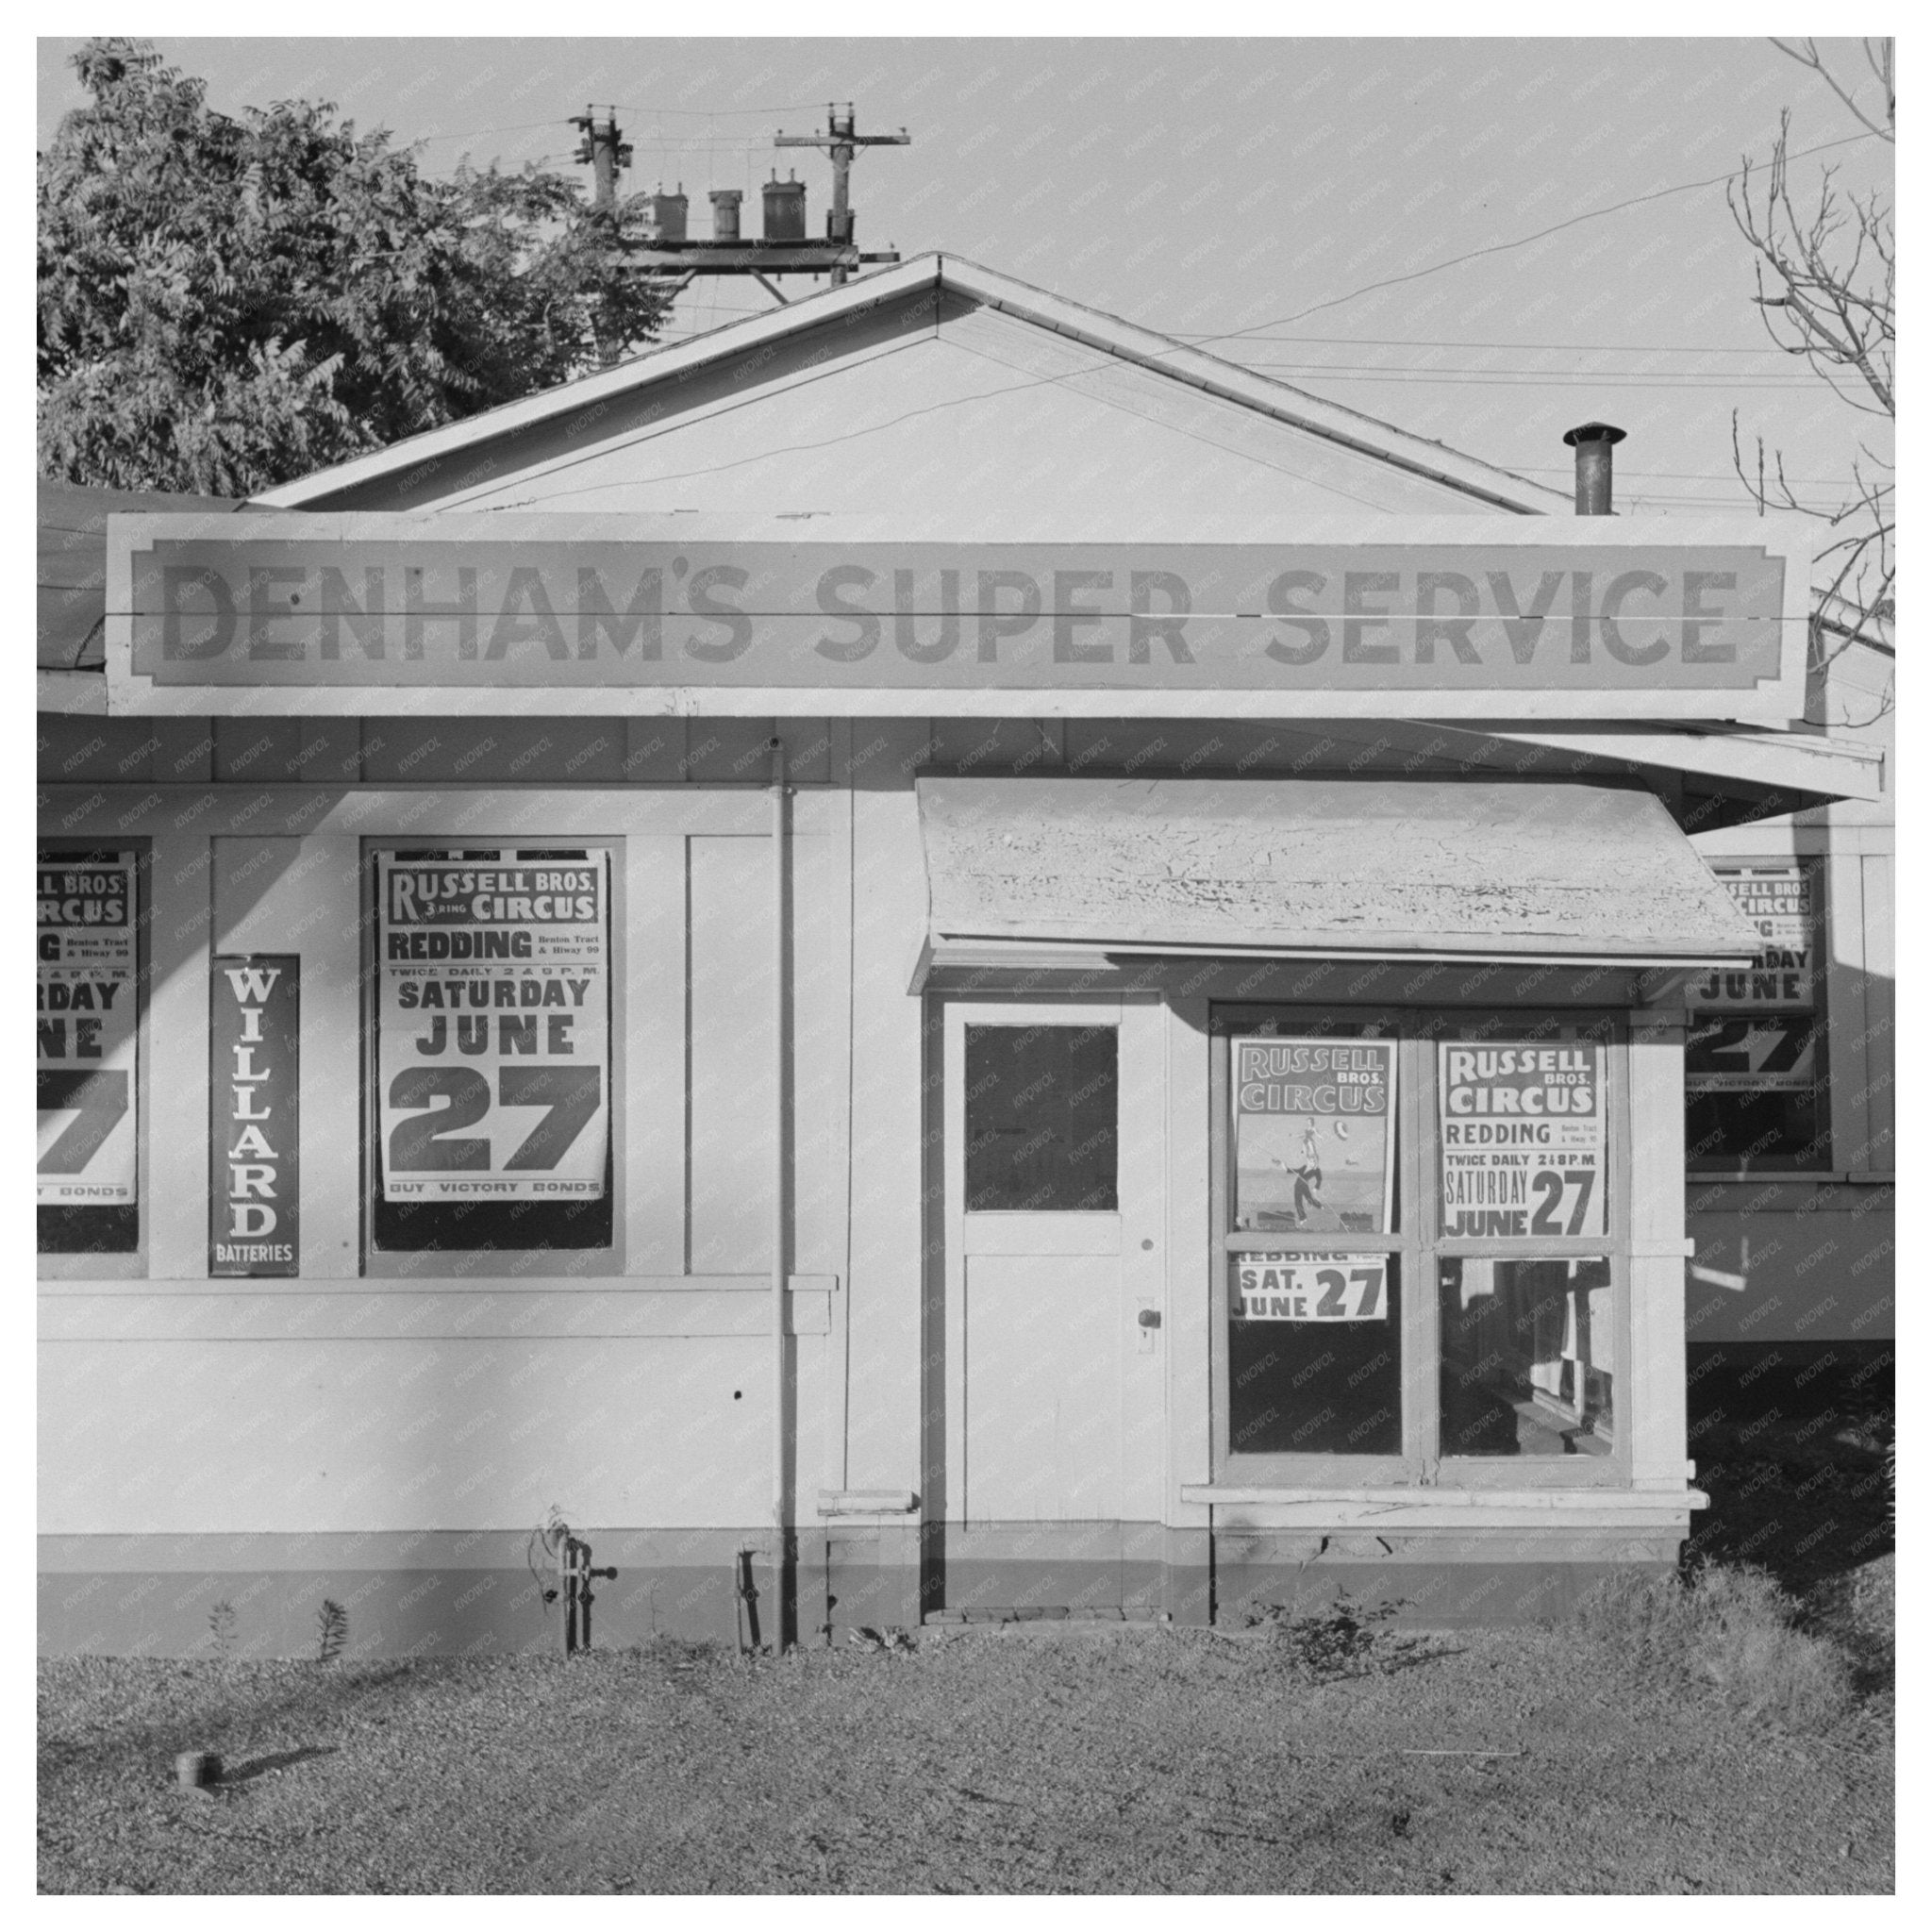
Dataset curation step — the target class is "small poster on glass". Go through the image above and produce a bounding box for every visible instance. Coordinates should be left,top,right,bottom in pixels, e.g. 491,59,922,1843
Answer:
1232,1037,1396,1234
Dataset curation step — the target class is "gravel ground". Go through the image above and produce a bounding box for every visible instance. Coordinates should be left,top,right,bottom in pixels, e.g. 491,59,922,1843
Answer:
39,1576,1893,1895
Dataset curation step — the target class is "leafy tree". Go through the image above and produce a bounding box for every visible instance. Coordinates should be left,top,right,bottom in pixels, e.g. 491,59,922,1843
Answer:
1728,38,1893,716
38,39,672,494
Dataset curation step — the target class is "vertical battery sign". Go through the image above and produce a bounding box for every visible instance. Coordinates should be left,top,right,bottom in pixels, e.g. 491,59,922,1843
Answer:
1439,1042,1607,1239
210,957,300,1276
375,851,610,1201
37,852,139,1205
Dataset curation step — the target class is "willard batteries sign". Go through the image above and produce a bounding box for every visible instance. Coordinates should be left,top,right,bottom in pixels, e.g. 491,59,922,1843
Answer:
210,958,299,1275
375,852,610,1202
1439,1043,1607,1240
108,513,1809,724
37,854,139,1206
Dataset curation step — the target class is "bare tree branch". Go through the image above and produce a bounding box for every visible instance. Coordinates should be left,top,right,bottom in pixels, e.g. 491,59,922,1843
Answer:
1731,44,1894,700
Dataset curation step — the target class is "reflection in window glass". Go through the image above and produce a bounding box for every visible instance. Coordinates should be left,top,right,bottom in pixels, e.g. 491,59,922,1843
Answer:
1438,1257,1614,1457
964,1024,1117,1211
1228,1255,1401,1456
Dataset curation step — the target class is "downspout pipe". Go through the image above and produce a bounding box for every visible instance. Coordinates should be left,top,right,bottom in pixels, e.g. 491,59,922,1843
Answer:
769,734,790,1645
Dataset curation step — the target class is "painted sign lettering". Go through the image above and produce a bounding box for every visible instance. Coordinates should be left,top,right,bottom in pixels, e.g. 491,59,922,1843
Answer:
209,957,300,1275
108,516,1807,723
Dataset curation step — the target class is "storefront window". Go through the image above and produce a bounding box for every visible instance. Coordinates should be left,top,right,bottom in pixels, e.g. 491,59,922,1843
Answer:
1438,1257,1614,1457
1685,863,1829,1171
38,845,142,1258
964,1024,1117,1211
367,845,616,1258
1218,1010,1624,1475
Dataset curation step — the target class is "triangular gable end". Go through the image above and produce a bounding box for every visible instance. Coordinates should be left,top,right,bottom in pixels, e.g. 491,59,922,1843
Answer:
250,254,1572,525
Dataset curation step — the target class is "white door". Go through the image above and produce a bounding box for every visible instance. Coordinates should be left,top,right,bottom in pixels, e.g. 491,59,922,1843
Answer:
941,999,1165,1543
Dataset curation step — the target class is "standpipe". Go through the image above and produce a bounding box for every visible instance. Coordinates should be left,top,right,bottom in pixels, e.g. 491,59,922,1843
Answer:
769,735,791,1644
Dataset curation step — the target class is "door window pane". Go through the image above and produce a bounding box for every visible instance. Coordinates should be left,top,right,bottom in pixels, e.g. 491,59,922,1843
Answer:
1438,1257,1614,1457
964,1024,1117,1211
1228,1255,1402,1455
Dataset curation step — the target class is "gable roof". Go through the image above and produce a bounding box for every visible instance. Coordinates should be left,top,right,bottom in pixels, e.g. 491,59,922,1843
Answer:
250,253,1572,518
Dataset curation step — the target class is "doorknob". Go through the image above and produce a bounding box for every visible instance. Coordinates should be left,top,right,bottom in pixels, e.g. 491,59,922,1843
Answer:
1140,1238,1155,1251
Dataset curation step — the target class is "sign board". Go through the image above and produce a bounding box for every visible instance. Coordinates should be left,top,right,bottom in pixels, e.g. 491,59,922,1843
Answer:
1234,1253,1390,1322
375,851,611,1203
37,852,139,1206
1233,1038,1396,1234
105,513,1810,724
1438,1041,1607,1240
209,957,299,1275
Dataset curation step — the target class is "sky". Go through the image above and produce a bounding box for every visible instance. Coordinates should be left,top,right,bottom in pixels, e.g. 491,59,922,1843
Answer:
35,32,1894,517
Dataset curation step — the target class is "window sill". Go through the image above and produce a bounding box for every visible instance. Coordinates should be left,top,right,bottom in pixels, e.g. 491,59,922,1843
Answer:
1182,1484,1704,1510
1688,1170,1893,1186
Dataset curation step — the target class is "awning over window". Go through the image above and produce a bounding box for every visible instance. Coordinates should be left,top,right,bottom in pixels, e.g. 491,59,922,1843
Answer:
914,776,1761,980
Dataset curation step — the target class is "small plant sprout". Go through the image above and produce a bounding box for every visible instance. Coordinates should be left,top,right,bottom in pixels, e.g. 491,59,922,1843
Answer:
316,1599,349,1664
206,1599,237,1661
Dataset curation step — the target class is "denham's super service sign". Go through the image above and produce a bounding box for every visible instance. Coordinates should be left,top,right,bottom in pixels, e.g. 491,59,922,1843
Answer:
107,513,1810,724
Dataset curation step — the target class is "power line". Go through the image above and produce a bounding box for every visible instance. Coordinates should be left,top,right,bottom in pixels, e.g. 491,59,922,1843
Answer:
1195,333,1802,357
1193,131,1880,344
608,100,833,116
1245,369,1837,389
414,119,562,145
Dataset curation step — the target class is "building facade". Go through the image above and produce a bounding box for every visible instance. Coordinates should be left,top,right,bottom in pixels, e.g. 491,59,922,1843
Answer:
37,257,1890,1655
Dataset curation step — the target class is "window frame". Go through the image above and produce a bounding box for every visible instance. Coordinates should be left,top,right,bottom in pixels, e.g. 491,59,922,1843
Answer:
1684,856,1831,1177
1209,1004,1632,1488
37,838,150,1277
359,837,626,1279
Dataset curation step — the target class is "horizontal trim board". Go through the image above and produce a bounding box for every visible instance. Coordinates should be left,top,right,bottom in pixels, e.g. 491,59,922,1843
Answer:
39,1283,835,1341
91,686,1817,724
36,784,776,839
1183,1485,1705,1510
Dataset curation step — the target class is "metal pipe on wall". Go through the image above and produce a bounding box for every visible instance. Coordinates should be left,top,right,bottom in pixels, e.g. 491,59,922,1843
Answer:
769,734,790,1645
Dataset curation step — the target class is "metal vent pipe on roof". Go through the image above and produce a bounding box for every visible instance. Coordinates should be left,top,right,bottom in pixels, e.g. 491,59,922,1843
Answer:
709,189,743,242
1563,422,1626,516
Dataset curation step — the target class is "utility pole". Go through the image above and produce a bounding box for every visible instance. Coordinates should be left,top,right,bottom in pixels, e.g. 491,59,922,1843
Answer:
570,108,634,367
570,107,632,224
774,104,909,285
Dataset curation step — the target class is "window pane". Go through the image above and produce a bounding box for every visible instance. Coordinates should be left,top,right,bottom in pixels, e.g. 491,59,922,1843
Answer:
964,1024,1117,1212
371,846,614,1254
1438,1257,1614,1457
1228,1254,1401,1456
1438,1038,1608,1241
1685,864,1829,1171
1232,1037,1395,1234
38,847,141,1255
1686,1015,1826,1168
